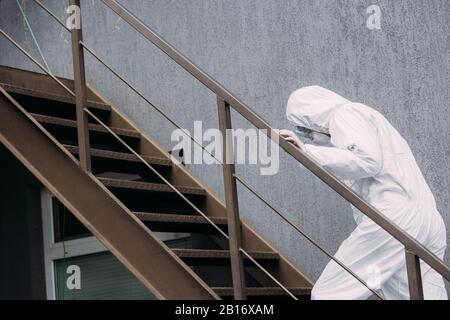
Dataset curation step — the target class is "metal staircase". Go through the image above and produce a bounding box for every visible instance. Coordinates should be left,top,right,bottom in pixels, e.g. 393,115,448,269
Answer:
0,66,313,299
0,0,449,300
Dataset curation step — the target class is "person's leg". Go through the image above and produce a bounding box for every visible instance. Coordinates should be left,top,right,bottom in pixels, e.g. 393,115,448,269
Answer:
381,256,448,300
379,264,409,300
420,222,447,300
377,212,448,300
311,217,406,300
422,267,448,300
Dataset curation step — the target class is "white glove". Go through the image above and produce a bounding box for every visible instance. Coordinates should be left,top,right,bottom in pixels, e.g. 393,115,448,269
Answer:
279,129,304,149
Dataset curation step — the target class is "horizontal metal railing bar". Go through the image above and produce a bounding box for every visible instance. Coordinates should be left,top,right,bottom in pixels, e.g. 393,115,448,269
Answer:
84,108,298,300
32,0,70,32
0,28,75,97
101,0,450,281
234,174,383,299
79,41,223,165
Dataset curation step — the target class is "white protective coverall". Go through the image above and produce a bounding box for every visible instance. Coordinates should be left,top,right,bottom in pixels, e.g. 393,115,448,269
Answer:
286,86,447,300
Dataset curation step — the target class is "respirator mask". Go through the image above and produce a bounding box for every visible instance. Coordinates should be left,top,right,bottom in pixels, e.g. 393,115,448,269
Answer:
294,126,331,146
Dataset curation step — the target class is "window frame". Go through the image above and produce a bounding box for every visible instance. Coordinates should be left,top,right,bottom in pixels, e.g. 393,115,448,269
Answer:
40,188,189,300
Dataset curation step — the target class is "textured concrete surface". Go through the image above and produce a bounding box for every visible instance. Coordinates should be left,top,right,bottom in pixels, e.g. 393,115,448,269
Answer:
1,0,449,295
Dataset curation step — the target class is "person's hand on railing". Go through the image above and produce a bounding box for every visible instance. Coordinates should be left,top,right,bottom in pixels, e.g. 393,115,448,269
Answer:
278,129,304,149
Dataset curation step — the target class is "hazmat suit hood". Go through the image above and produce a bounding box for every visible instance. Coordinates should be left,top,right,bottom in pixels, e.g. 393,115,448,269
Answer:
286,85,351,134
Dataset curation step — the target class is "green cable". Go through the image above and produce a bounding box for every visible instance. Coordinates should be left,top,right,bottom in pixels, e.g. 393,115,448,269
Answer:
16,0,66,297
16,1,70,298
16,0,52,73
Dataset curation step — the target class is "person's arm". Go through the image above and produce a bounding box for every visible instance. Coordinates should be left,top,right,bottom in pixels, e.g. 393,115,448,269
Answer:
303,106,382,181
303,144,380,180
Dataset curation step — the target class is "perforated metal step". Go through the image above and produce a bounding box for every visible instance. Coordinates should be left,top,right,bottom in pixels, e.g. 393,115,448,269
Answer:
31,113,140,138
213,287,311,297
64,144,172,166
98,177,206,196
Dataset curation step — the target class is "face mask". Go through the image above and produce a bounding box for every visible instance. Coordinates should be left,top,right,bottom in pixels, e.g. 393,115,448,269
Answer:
310,132,331,145
294,126,311,139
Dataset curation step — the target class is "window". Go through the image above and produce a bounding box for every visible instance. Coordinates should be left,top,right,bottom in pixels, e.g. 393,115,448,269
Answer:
41,188,190,300
54,252,153,300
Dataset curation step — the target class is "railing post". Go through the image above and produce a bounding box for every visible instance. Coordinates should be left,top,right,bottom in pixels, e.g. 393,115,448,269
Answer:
217,97,246,300
405,248,424,300
69,0,91,171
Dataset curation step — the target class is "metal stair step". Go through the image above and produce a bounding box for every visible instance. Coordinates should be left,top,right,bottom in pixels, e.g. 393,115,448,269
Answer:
98,177,206,196
2,83,111,111
135,212,226,224
31,113,140,138
172,249,279,266
64,144,172,166
212,287,311,297
134,212,228,233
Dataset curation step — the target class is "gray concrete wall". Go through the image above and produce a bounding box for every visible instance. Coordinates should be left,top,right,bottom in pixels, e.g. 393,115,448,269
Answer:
1,0,449,294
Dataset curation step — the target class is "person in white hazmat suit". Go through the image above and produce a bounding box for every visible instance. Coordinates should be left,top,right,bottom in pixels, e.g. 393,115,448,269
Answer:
279,85,447,300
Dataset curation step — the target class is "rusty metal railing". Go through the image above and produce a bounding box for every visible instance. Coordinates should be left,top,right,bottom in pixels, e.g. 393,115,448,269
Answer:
2,0,448,300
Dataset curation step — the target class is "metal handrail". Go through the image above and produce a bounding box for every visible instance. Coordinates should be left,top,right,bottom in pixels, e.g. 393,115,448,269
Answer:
100,0,450,285
33,0,70,32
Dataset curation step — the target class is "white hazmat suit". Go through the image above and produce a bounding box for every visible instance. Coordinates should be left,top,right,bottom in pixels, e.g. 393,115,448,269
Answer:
285,86,447,300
